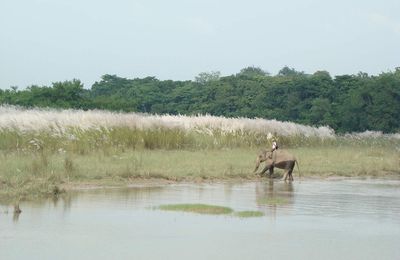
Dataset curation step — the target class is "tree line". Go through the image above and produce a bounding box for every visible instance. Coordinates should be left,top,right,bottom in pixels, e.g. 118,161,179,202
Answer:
1,66,399,133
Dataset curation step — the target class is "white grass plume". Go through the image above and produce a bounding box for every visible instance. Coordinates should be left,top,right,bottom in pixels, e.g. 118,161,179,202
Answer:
0,105,335,138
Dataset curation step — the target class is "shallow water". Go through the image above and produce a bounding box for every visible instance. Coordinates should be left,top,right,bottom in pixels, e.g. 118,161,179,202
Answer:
1,179,400,260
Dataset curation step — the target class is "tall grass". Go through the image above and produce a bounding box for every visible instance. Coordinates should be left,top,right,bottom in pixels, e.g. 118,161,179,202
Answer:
0,106,334,136
0,106,399,201
0,106,398,153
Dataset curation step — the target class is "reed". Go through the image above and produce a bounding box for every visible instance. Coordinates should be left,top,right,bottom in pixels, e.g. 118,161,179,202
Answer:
0,106,398,202
0,106,398,154
0,105,336,152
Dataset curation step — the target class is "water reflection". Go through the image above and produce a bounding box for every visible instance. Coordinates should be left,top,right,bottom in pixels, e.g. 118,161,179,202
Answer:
12,211,20,222
255,180,295,218
49,194,73,213
3,179,400,223
1,180,400,260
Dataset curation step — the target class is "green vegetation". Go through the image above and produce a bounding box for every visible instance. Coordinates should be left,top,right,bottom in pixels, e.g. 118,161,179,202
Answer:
158,204,264,218
1,144,399,202
0,95,398,202
257,197,289,206
1,66,399,204
235,211,265,218
1,66,400,133
158,204,234,215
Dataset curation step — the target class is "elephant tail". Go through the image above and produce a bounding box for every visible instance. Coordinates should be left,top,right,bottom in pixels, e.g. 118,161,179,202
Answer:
295,160,301,179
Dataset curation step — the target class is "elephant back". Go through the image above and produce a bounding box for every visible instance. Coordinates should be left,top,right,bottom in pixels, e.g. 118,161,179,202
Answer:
274,149,296,162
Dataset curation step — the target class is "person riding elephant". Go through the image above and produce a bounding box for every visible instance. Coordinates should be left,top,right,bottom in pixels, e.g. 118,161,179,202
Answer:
254,149,299,181
268,133,279,167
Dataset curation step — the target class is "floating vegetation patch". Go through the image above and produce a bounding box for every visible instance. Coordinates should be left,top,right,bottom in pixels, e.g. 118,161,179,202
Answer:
158,203,266,218
158,204,234,215
257,197,289,205
234,211,264,218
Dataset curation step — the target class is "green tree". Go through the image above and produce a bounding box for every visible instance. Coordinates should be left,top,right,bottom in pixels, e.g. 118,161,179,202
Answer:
195,71,221,85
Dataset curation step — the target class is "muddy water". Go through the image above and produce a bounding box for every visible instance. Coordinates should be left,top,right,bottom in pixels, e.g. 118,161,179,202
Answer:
1,179,400,260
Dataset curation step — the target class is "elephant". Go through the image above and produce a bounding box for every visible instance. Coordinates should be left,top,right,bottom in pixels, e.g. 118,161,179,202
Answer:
253,149,300,181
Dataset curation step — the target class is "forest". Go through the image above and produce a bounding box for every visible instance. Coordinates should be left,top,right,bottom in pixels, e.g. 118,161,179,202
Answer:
1,66,399,133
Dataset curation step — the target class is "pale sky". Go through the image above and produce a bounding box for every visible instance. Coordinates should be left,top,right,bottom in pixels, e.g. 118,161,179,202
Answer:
1,0,399,88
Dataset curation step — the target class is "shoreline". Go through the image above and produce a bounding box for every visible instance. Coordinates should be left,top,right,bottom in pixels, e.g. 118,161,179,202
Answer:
1,173,399,205
1,146,399,203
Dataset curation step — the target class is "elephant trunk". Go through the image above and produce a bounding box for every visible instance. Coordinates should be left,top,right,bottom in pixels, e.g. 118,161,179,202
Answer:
254,158,261,173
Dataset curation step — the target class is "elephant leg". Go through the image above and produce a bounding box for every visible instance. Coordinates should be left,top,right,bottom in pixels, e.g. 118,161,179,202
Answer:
282,170,289,181
268,166,274,178
288,168,294,181
261,165,270,176
288,162,295,181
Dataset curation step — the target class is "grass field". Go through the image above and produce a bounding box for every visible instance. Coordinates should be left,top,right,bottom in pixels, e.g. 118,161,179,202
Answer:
0,146,399,202
0,106,399,202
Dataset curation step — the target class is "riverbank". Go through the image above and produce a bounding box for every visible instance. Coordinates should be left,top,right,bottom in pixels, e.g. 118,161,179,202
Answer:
0,146,399,202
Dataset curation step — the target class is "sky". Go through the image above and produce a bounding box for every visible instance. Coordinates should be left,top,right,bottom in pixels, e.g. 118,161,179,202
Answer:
1,0,399,88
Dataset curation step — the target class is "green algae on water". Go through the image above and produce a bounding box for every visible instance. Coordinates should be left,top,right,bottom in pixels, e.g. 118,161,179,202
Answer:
235,211,264,218
158,203,234,215
257,197,289,205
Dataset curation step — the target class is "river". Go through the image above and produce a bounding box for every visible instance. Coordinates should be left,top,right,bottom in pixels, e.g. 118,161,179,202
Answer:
1,179,399,259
